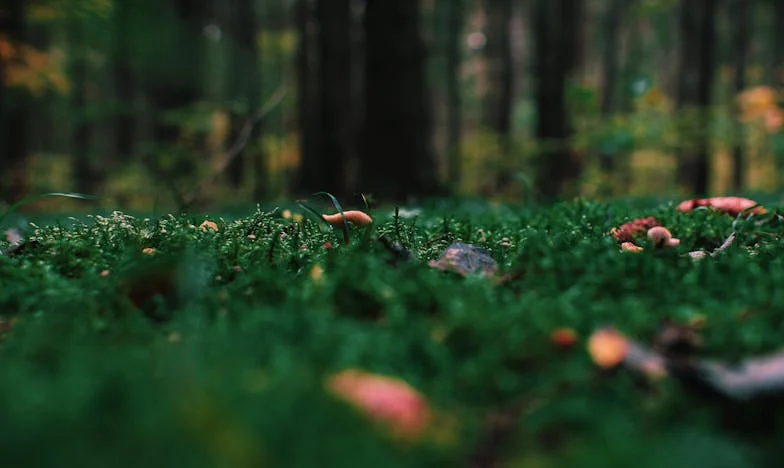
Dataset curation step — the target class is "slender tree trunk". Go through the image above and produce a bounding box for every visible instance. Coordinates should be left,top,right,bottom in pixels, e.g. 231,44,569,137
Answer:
675,0,716,196
68,15,96,194
0,0,29,200
534,0,582,200
598,0,626,174
225,0,264,194
295,0,322,196
362,0,440,202
445,0,463,191
113,0,136,166
483,0,513,145
313,0,352,198
772,1,784,87
730,0,748,192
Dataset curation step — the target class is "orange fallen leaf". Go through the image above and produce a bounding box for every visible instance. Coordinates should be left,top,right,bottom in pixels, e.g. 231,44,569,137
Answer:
621,241,643,253
326,369,431,440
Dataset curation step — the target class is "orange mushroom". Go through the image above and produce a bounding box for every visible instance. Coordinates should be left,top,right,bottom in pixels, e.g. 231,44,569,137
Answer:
322,210,373,226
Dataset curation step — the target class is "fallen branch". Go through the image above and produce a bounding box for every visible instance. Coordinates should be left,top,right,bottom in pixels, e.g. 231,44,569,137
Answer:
181,86,288,208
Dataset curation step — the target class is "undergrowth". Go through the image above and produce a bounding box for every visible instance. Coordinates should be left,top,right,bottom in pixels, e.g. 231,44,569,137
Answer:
1,199,783,467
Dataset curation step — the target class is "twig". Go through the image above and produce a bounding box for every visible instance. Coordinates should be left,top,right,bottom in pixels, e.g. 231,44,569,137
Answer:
182,86,288,207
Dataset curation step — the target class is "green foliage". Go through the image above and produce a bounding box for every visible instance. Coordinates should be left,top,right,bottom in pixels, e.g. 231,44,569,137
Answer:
3,200,784,465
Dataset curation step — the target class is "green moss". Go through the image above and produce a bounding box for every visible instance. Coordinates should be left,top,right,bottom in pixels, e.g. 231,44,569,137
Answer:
1,200,783,466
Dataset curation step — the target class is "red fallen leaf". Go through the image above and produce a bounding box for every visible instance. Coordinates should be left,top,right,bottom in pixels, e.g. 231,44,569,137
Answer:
676,196,765,216
610,217,660,244
326,369,431,440
429,242,498,277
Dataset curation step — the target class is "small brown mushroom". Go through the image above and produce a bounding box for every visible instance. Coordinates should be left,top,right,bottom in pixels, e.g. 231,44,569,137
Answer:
647,226,680,248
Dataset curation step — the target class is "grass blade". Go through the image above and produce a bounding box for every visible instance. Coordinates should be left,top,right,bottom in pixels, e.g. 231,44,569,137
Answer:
0,192,99,225
314,192,350,245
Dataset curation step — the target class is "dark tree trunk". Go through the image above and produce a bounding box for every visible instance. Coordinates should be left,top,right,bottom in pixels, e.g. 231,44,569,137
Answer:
534,0,582,200
138,0,208,207
146,0,207,148
68,16,96,194
445,0,464,190
0,0,29,200
598,0,635,190
483,0,513,145
225,0,264,193
730,0,748,192
312,0,353,198
362,0,440,202
675,0,716,197
114,0,136,165
295,0,323,196
772,1,784,87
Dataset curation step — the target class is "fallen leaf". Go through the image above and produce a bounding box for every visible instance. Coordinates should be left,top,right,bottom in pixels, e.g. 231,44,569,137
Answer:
428,243,498,277
4,228,22,245
199,220,219,232
326,369,431,440
610,217,660,244
621,241,643,253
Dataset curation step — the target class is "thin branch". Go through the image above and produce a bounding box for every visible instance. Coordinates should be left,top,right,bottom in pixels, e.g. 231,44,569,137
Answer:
182,86,288,207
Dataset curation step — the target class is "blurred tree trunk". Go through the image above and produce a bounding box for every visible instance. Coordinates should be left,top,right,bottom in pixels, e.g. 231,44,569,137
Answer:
534,0,582,200
0,0,29,201
483,0,512,147
138,0,208,207
113,0,136,166
484,0,513,192
730,0,748,192
772,1,784,87
68,15,96,194
295,0,322,196
598,0,627,176
363,0,441,202
312,0,353,197
675,0,716,197
225,0,264,195
445,0,464,191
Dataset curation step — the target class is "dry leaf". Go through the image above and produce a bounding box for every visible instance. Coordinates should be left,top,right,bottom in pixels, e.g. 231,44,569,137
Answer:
326,369,431,440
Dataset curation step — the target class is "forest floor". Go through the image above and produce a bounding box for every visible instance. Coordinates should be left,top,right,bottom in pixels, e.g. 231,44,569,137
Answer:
1,196,784,467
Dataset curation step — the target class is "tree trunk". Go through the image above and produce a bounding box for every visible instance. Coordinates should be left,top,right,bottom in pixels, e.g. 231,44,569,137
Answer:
312,0,353,198
0,0,29,201
772,1,784,87
113,0,136,165
445,0,464,191
225,0,264,194
483,0,513,145
295,0,322,196
362,0,441,202
68,15,96,194
534,0,582,200
730,0,748,192
675,0,716,197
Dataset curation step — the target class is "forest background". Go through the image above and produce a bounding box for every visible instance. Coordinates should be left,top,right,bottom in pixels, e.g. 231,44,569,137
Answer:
1,0,782,211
